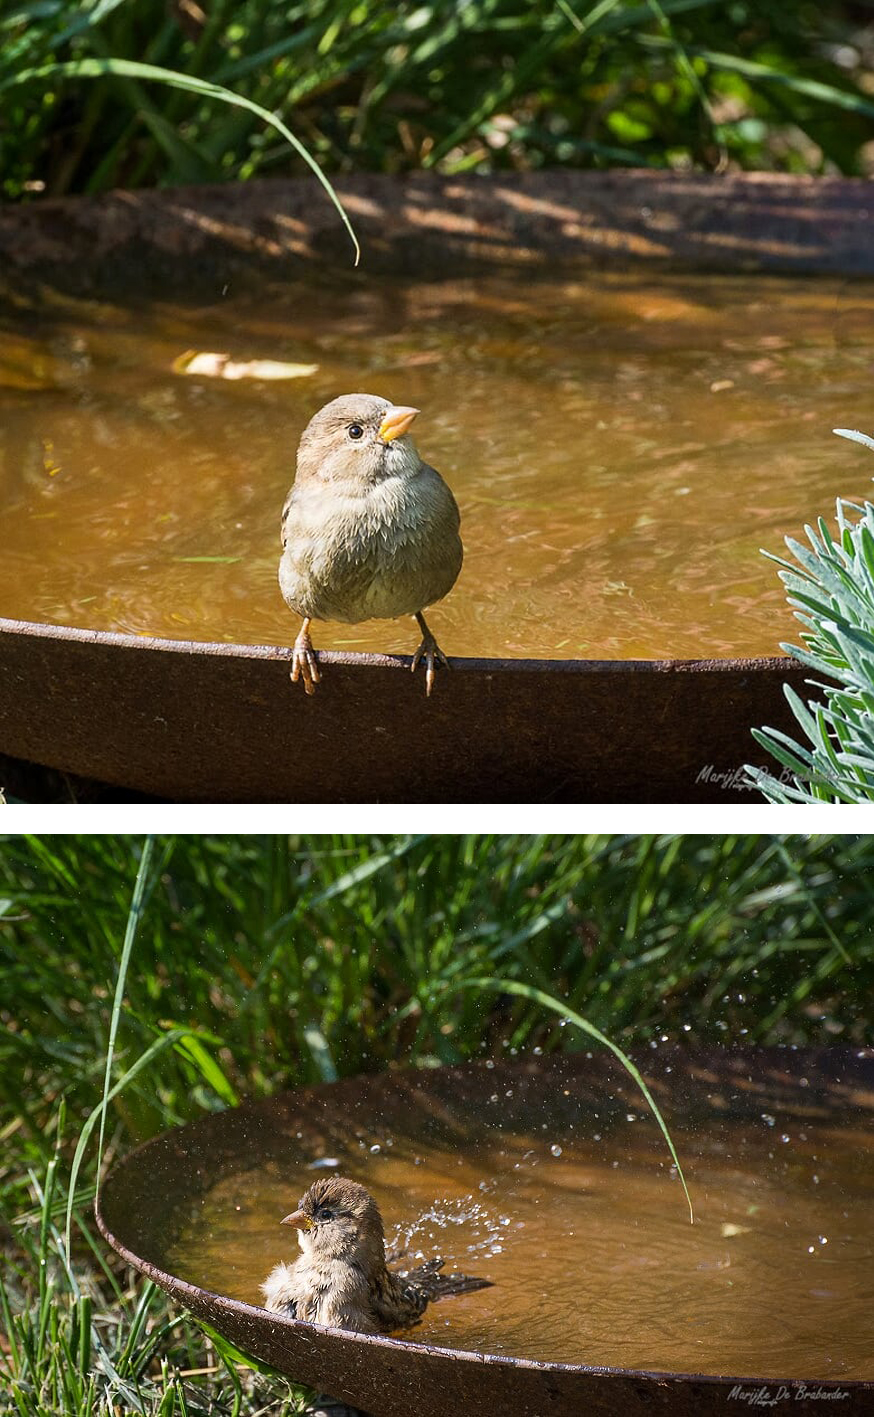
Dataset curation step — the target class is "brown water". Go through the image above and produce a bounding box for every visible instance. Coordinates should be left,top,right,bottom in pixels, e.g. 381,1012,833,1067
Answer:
166,1108,872,1378
2,273,874,659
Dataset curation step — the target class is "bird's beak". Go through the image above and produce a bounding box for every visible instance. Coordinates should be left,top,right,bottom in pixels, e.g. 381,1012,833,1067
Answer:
378,405,419,443
280,1210,312,1230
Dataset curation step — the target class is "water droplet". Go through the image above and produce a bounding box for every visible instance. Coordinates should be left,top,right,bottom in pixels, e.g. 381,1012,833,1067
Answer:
533,1046,543,1056
558,1018,568,1027
781,1135,790,1144
490,1094,499,1103
550,1144,563,1157
370,1144,381,1154
683,1023,692,1032
819,1236,828,1245
761,1113,776,1127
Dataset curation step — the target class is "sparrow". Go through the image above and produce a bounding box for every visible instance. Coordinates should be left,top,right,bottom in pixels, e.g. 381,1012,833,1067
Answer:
261,1176,491,1334
279,394,463,696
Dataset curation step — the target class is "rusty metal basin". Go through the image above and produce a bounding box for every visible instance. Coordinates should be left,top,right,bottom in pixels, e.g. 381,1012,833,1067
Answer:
95,1047,874,1416
3,171,868,801
0,616,807,801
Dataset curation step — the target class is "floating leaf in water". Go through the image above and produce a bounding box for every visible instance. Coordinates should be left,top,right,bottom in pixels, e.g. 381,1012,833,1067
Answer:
173,350,319,380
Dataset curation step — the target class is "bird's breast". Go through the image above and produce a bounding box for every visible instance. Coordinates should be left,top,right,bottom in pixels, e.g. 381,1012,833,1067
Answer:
279,469,462,624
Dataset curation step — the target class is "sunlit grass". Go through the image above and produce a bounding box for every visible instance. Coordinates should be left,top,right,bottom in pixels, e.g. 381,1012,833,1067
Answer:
1,1134,313,1415
2,1,873,202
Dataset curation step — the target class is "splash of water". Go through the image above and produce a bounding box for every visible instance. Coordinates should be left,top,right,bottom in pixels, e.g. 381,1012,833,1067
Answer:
388,1194,512,1262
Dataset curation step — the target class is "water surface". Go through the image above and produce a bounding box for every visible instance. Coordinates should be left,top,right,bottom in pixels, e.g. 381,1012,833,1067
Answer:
166,1071,872,1378
3,272,873,659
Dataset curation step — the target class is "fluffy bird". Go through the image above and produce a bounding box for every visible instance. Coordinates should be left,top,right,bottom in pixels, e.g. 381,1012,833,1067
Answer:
261,1176,491,1334
279,394,462,696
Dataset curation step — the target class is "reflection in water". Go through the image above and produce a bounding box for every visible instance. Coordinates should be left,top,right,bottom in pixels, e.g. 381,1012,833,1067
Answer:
2,272,874,659
167,1109,872,1378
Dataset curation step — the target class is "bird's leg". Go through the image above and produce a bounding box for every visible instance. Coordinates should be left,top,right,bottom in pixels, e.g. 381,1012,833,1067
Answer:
291,617,321,695
411,611,450,697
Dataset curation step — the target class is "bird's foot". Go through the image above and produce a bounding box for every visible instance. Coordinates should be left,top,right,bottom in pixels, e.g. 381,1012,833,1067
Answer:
291,625,321,695
411,630,449,697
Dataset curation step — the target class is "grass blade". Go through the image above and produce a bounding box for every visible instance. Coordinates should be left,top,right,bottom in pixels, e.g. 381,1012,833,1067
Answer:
1,57,360,263
452,975,695,1222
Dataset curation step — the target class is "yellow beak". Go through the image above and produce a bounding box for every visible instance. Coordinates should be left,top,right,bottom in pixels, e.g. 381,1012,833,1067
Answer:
280,1210,312,1230
378,405,420,443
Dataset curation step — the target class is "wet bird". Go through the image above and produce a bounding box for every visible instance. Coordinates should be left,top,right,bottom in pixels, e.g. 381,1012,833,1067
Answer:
261,1176,491,1334
279,394,462,696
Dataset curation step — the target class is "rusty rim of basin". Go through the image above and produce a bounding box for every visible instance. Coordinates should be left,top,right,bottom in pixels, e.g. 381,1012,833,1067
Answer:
3,170,874,288
0,616,808,802
94,1047,874,1417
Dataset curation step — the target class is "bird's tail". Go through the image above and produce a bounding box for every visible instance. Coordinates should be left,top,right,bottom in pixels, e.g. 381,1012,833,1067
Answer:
398,1257,493,1301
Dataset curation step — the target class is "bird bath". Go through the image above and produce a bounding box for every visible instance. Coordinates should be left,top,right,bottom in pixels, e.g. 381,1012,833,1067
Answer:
2,171,873,800
95,1047,874,1415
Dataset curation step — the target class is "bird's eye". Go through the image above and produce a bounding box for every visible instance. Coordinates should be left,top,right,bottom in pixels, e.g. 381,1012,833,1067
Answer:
319,1209,334,1222
348,423,364,441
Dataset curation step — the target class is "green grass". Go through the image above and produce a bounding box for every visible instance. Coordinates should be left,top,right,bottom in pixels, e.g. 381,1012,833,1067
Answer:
1,1121,312,1415
1,833,871,1414
2,1,874,203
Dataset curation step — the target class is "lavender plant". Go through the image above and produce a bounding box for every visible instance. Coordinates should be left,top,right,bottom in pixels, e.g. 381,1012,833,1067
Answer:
747,429,874,803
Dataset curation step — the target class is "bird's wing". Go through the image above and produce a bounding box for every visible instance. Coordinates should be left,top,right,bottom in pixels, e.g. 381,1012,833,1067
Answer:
280,487,294,547
419,462,461,535
396,1256,493,1302
370,1266,431,1330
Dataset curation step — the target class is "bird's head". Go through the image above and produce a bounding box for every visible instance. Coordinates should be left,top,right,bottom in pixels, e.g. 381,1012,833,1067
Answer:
296,394,421,486
281,1176,385,1266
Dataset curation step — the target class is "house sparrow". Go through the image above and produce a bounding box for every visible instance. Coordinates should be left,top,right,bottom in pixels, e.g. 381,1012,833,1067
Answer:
261,1176,491,1334
279,395,462,696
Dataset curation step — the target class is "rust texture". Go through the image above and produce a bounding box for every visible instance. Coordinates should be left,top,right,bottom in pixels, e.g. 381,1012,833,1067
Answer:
0,618,807,802
95,1048,874,1417
2,171,874,300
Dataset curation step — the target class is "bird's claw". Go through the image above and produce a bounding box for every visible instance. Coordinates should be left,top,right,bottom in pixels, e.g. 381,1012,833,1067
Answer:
411,633,449,697
291,631,321,695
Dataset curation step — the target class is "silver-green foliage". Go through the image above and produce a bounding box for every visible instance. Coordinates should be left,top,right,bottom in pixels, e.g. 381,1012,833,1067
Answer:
747,430,874,803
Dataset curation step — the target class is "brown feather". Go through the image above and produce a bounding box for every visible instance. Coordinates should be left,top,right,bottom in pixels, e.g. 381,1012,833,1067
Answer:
262,1176,491,1334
